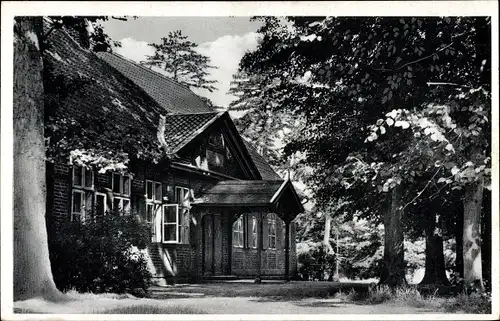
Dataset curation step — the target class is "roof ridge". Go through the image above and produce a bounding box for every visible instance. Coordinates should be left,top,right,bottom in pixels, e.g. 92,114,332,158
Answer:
104,51,214,111
168,111,224,116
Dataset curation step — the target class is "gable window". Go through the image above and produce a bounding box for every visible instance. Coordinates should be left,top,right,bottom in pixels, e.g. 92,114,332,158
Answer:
233,216,244,248
175,186,191,244
268,214,277,249
206,132,226,169
250,216,258,249
71,165,94,222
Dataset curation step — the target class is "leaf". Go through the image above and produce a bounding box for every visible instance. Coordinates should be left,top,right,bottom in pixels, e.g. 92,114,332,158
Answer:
383,87,389,94
445,143,454,152
451,166,460,175
386,118,394,126
380,126,386,134
376,119,384,126
388,90,393,101
437,177,447,183
401,121,410,129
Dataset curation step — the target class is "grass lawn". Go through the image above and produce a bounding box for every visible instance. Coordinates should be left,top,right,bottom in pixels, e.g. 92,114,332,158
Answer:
11,282,492,315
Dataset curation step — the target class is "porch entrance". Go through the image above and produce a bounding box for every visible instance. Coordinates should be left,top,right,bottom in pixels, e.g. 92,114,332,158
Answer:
202,214,223,275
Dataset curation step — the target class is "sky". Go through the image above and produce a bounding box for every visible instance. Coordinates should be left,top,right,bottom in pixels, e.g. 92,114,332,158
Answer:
102,17,263,108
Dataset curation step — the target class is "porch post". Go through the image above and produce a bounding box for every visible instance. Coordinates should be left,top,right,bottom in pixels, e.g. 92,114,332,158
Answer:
284,219,290,282
255,211,263,283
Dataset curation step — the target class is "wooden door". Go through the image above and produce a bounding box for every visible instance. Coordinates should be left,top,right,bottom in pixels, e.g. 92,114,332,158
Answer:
202,214,223,275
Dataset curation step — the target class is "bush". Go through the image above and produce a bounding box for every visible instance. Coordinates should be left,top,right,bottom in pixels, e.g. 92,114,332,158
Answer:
297,241,336,281
49,211,152,294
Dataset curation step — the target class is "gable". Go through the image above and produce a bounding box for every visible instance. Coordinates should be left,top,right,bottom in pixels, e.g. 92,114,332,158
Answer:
174,112,261,180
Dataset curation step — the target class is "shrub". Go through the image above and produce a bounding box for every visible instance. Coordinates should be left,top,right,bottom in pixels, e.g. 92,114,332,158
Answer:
49,210,152,294
297,241,336,281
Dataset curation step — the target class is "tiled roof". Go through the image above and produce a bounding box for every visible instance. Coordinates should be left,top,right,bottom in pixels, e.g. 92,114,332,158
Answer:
164,112,223,153
96,52,213,114
242,140,282,180
43,25,168,160
194,180,285,205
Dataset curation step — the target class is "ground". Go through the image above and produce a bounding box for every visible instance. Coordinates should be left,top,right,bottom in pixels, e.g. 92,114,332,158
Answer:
12,281,469,315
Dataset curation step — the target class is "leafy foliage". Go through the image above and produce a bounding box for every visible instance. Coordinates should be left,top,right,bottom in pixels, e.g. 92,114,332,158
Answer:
142,30,218,92
44,16,136,52
48,211,152,295
235,16,490,285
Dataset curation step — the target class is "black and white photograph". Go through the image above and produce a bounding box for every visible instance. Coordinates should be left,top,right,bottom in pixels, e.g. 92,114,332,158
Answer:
1,1,498,319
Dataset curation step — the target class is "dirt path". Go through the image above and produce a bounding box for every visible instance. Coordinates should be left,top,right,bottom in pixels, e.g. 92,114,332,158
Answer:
141,296,443,314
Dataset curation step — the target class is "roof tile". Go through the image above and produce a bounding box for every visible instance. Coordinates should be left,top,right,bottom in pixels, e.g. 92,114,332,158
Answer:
96,52,213,114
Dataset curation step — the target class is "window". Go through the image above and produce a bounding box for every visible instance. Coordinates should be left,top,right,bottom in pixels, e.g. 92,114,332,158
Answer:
71,165,94,222
162,204,178,243
208,132,224,148
233,216,244,248
268,214,277,249
250,216,258,248
146,180,162,202
175,186,191,244
206,149,225,168
72,165,94,189
95,192,108,217
71,190,92,222
112,173,131,196
113,197,130,215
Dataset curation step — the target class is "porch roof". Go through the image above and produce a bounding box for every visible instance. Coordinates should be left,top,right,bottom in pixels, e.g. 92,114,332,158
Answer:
192,180,305,219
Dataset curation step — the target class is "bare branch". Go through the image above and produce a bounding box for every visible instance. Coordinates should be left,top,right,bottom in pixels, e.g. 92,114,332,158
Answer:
401,167,442,211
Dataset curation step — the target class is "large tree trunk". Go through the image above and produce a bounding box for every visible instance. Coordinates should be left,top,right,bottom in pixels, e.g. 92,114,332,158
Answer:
481,190,491,291
455,210,464,278
420,214,449,285
379,185,406,286
462,178,484,291
322,212,334,281
13,17,64,301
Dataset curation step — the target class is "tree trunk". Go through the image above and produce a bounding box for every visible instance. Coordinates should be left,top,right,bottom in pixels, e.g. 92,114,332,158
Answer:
463,178,484,291
379,185,406,286
481,190,491,291
455,210,464,278
322,212,334,280
13,17,64,301
420,214,450,285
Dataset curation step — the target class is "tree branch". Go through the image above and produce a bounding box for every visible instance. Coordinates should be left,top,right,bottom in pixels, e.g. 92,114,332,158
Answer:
373,31,467,72
401,167,442,211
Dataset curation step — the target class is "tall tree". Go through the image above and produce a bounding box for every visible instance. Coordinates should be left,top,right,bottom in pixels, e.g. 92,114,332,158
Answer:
142,30,218,92
12,15,158,301
13,16,64,301
236,16,491,287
